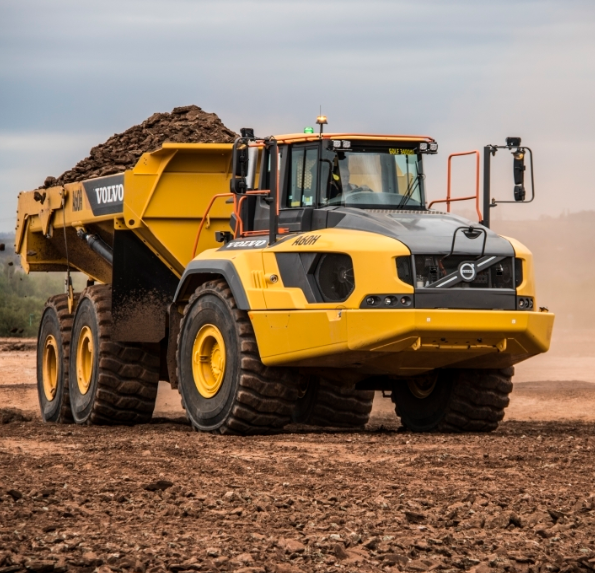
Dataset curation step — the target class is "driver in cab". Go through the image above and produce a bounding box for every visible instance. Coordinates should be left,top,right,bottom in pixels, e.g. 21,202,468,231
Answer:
328,153,373,201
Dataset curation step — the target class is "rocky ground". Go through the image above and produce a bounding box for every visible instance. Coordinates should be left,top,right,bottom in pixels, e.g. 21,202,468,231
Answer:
1,331,595,573
1,417,594,573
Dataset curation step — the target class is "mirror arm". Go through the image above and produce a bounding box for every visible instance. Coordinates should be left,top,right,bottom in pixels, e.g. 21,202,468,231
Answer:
526,147,535,203
483,144,535,227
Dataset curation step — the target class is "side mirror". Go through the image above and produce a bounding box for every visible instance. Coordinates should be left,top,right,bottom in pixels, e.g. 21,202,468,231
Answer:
483,137,535,228
513,150,526,201
230,139,249,194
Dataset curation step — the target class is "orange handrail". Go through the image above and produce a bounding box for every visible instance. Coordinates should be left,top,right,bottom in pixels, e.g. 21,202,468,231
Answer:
192,187,282,259
428,150,482,222
236,190,270,236
191,193,234,258
235,190,290,237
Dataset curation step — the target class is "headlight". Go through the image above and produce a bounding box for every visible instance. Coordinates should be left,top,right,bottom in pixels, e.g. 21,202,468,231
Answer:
315,254,355,302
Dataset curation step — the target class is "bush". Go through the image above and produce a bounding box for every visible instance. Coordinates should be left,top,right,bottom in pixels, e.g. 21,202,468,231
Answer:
0,264,82,337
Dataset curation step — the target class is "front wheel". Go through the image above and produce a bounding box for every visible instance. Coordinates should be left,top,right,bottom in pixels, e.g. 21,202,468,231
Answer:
176,280,302,434
392,368,513,433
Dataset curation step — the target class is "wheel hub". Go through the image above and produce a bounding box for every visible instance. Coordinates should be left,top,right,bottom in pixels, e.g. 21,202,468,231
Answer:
42,334,59,401
76,325,94,395
192,324,226,398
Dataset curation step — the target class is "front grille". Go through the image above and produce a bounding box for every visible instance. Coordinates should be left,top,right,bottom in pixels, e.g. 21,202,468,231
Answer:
413,255,515,289
395,254,524,310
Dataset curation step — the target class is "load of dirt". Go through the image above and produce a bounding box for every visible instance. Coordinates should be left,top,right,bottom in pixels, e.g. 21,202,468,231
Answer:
42,105,238,188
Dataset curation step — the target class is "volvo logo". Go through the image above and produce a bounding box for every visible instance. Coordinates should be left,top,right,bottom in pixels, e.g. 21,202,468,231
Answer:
459,262,476,282
82,173,124,216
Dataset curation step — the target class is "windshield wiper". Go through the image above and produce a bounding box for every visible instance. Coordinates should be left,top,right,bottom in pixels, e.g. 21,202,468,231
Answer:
397,172,422,209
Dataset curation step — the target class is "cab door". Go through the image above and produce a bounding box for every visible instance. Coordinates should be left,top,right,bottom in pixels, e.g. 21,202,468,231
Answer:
275,143,322,233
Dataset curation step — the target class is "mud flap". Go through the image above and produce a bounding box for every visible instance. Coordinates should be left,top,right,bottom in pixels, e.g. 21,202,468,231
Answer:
111,230,179,343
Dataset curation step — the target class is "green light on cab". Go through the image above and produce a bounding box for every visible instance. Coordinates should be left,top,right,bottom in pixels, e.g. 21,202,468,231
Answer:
304,127,314,134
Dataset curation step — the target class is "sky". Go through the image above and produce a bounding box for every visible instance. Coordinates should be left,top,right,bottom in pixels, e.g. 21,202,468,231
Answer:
1,0,594,232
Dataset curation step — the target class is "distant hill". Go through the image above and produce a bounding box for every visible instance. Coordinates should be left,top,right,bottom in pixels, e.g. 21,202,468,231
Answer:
492,211,595,328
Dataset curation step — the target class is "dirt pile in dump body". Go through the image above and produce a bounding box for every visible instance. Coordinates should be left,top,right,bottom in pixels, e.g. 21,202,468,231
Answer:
43,105,237,188
1,415,594,573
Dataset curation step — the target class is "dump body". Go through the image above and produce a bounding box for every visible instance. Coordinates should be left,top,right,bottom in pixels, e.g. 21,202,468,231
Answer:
16,143,237,280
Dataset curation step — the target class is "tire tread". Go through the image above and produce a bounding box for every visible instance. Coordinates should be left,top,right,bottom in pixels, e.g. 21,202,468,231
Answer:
436,368,513,433
74,285,159,425
304,380,375,428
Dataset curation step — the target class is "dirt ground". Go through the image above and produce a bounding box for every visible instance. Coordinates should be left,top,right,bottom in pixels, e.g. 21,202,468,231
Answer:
1,330,595,573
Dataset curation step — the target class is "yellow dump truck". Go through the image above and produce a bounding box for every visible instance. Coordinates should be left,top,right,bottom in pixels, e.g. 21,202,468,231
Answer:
15,126,554,433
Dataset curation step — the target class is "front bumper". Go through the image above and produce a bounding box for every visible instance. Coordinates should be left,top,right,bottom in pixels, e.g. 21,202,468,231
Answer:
249,308,555,374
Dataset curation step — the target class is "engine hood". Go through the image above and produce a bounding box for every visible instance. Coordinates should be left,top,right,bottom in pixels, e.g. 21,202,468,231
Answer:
331,208,514,256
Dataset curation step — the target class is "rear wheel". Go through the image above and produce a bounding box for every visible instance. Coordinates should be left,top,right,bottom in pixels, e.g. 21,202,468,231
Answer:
177,279,301,434
69,285,160,425
36,295,77,423
392,368,513,432
292,377,375,428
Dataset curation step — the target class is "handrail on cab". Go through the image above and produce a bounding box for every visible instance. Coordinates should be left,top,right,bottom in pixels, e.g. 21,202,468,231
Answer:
191,189,276,259
191,193,235,258
428,150,482,223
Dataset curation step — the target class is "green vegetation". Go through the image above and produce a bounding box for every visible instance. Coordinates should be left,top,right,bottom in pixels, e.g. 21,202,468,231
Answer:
0,265,65,337
0,235,85,337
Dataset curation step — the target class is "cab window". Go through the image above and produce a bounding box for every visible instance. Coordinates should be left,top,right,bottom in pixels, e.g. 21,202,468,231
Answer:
287,147,318,207
319,147,424,209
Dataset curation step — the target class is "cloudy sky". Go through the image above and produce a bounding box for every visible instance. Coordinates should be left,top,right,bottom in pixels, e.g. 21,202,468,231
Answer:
1,0,594,232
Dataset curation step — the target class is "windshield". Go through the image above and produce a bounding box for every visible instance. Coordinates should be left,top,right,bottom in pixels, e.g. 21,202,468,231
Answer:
320,148,424,209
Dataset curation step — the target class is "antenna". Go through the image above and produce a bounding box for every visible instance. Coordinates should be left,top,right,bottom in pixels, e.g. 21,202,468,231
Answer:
316,106,328,137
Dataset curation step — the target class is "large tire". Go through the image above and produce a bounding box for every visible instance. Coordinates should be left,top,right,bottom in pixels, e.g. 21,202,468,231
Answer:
292,377,375,428
68,285,159,425
177,279,302,435
392,367,513,433
36,295,77,423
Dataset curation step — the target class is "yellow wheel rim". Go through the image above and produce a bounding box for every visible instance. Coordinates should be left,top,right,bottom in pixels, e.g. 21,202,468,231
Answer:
192,324,226,399
42,335,59,401
407,375,437,399
76,325,94,395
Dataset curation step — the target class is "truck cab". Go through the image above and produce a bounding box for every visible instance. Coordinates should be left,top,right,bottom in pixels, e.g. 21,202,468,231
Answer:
237,134,433,237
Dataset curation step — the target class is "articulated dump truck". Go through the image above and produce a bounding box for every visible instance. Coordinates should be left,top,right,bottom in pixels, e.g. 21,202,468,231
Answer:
15,128,554,434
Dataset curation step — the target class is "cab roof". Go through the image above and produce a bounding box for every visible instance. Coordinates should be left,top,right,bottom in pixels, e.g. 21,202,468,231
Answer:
157,133,436,151
271,133,436,145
